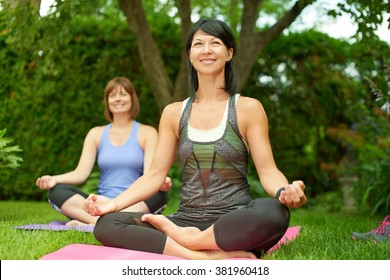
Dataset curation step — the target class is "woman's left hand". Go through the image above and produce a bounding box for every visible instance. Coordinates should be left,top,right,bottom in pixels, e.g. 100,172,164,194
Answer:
278,180,307,208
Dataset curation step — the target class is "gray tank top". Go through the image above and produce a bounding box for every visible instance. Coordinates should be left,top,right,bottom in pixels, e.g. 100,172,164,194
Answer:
174,94,252,221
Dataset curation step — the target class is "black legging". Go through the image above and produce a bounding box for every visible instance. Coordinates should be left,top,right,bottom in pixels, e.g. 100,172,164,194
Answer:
48,184,168,216
93,198,290,257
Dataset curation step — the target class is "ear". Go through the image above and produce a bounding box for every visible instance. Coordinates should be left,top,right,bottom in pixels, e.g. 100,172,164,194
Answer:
227,48,234,61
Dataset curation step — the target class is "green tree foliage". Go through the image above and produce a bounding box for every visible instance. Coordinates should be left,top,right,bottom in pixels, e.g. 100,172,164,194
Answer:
0,0,389,216
244,30,390,215
354,62,390,215
0,2,168,199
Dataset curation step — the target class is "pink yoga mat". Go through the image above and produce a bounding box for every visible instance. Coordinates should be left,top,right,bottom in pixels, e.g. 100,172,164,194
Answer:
40,226,300,260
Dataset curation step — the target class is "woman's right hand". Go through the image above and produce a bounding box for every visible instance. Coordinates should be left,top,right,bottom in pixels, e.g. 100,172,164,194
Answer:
36,175,56,190
160,176,172,192
83,194,117,216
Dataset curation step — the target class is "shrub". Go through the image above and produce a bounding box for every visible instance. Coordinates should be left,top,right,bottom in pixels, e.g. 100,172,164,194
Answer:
0,128,23,170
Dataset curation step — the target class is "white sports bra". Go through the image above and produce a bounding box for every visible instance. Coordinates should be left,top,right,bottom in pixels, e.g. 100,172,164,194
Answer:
181,94,240,142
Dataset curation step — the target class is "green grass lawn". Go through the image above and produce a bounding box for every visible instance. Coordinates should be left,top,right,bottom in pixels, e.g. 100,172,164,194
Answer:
0,201,389,260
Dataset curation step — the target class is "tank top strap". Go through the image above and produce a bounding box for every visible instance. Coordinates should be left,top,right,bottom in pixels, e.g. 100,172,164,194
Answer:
128,121,139,144
179,95,194,134
227,94,241,137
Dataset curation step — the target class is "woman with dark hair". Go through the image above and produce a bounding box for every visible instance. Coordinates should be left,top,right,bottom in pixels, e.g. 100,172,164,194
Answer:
36,77,170,226
83,19,307,259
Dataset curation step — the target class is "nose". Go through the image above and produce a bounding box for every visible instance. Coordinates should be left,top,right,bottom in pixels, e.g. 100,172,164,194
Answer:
202,43,212,54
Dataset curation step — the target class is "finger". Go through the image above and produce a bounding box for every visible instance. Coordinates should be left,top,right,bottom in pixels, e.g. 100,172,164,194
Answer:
292,180,305,192
82,198,89,211
292,181,307,205
93,204,99,216
279,190,286,203
141,214,152,222
42,178,48,189
88,201,95,215
283,185,293,205
282,185,298,208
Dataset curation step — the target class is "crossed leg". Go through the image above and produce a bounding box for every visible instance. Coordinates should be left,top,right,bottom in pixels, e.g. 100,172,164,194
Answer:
163,236,255,259
63,194,150,226
94,212,256,260
142,214,220,250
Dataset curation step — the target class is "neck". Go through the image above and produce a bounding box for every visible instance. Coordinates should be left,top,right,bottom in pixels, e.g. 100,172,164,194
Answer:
195,72,226,102
112,114,134,128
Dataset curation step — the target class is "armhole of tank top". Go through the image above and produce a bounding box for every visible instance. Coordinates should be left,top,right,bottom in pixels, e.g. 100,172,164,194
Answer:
233,93,249,152
129,121,139,144
97,124,110,151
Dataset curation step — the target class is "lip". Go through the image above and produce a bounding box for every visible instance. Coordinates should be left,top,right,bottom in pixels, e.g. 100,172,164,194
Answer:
111,103,126,107
200,59,215,64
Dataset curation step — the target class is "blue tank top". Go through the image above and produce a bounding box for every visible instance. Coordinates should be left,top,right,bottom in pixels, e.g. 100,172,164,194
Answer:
97,122,144,199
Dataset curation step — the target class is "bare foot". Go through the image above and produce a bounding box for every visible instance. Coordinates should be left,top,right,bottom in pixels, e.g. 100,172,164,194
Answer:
142,214,202,248
203,250,256,260
66,220,94,227
163,236,257,260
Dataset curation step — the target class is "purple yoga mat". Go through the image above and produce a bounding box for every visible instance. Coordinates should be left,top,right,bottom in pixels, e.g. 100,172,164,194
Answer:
14,220,94,232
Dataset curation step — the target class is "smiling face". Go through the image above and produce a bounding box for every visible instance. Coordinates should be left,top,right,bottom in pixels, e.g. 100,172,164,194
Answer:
103,77,140,122
107,85,132,116
185,19,238,95
189,30,233,76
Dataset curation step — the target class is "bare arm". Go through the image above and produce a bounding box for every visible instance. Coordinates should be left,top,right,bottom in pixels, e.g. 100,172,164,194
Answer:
36,126,102,190
138,124,159,173
237,96,306,207
84,102,182,215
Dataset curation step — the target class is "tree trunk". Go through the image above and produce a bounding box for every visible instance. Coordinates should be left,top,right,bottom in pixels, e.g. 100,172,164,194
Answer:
119,0,316,113
119,0,174,113
236,0,315,91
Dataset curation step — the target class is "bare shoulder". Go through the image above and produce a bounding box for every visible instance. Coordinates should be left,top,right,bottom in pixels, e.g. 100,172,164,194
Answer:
237,95,264,111
237,96,266,121
160,101,184,124
84,125,106,147
162,101,183,116
138,123,158,138
159,101,186,138
86,125,105,139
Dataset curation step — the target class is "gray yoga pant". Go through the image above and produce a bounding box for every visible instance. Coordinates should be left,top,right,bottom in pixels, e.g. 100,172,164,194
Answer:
93,198,290,257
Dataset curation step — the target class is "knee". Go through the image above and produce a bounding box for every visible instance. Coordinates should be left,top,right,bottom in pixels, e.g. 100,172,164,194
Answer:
250,198,290,234
268,198,290,226
93,213,116,243
47,184,71,211
47,184,65,201
93,212,140,246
